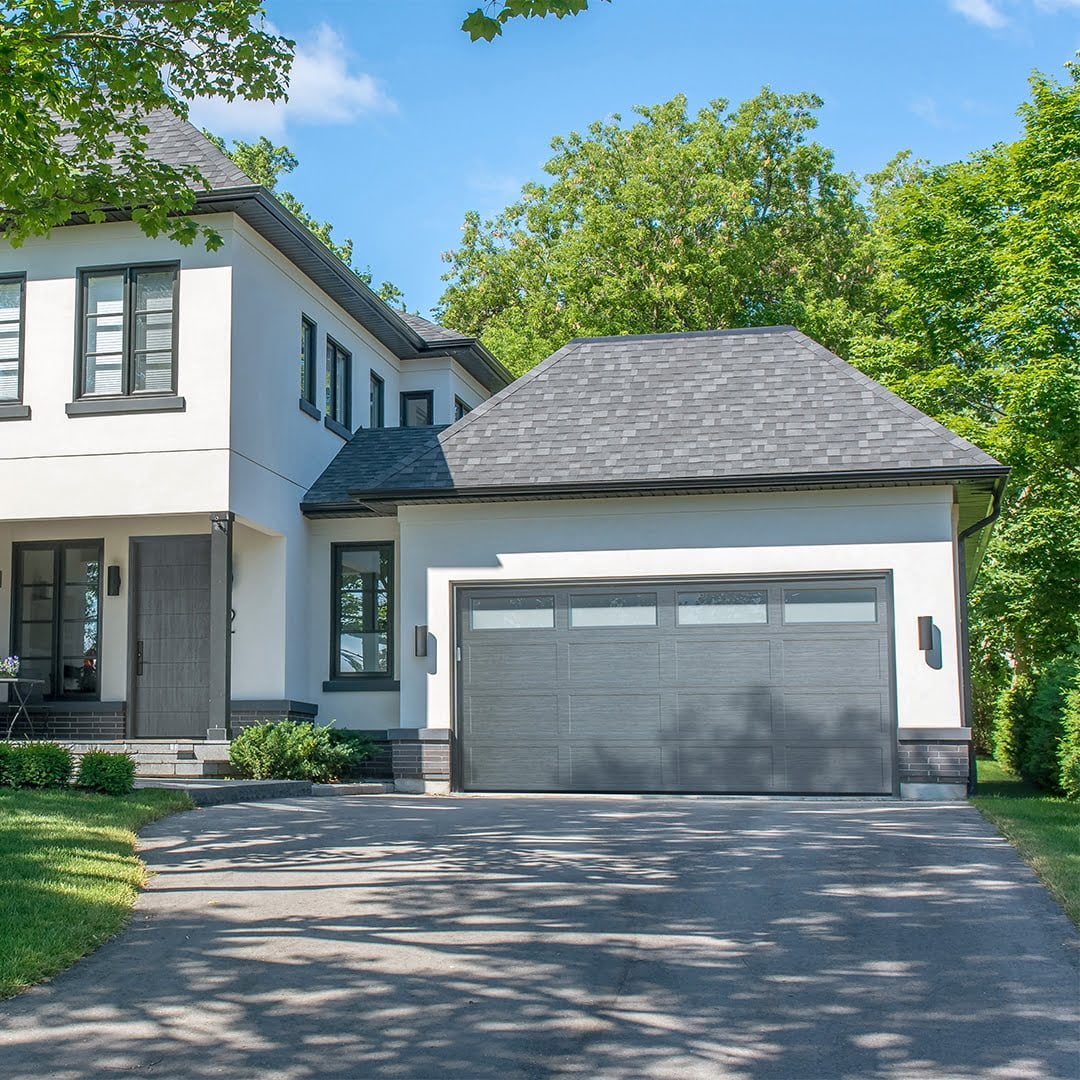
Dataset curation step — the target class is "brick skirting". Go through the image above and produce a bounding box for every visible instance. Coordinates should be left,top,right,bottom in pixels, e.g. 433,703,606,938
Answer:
5,705,126,742
897,727,971,791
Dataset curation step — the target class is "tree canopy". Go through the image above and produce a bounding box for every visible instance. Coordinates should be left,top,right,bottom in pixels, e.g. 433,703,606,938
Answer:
438,90,874,376
462,0,605,41
0,0,292,249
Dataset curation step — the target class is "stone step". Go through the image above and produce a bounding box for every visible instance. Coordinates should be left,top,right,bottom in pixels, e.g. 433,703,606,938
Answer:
134,778,313,806
311,782,394,796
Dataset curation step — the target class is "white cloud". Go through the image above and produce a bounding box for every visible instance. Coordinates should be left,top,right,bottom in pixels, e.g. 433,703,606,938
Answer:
910,96,948,128
189,23,395,137
949,0,1010,27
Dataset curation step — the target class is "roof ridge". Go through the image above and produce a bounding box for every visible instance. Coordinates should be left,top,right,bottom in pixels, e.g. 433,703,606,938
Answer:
355,340,587,494
567,325,796,346
782,329,994,465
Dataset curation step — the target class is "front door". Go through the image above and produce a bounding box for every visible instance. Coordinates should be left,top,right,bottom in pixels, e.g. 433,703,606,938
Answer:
130,536,212,738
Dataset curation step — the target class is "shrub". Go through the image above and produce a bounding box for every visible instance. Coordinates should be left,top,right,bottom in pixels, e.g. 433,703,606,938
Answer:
0,742,13,786
1019,657,1079,793
326,728,375,780
1056,686,1080,800
229,720,370,783
6,742,73,788
77,751,136,796
993,674,1034,776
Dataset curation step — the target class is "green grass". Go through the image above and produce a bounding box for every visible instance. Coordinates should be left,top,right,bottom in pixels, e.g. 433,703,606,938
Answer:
0,787,192,998
971,757,1080,926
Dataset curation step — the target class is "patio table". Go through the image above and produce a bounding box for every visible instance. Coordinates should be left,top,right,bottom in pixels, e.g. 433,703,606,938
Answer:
1,678,45,739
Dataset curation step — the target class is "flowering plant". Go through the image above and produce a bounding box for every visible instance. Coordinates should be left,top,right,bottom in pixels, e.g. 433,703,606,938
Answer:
0,656,20,678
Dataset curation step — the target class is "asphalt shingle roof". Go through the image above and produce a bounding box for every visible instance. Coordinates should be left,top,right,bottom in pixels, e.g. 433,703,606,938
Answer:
397,312,471,345
303,327,1002,509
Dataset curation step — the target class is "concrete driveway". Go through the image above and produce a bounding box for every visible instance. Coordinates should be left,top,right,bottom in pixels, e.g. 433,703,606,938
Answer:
0,797,1076,1080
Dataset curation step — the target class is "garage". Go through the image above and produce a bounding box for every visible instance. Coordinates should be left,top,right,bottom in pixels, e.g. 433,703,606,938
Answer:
456,576,896,794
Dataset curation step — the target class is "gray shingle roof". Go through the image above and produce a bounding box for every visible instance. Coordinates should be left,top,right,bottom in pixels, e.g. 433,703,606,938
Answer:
57,109,253,190
304,327,1003,509
397,312,471,346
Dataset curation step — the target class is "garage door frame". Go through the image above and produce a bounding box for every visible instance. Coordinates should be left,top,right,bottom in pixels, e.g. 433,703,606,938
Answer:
450,570,900,796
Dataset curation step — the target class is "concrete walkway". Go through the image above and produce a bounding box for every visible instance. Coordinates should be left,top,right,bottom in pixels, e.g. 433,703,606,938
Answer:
0,797,1076,1079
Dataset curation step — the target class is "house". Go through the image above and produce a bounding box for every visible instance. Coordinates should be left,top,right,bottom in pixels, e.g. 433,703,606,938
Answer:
0,116,1007,798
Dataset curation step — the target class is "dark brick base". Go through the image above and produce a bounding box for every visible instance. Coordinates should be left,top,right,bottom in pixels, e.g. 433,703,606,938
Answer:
229,700,319,737
4,707,125,741
898,728,971,789
348,728,451,785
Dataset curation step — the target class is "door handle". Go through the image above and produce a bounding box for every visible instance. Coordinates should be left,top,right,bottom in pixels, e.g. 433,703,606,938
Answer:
136,640,144,676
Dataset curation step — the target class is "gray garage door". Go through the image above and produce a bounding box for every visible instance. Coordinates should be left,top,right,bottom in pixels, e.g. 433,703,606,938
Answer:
457,577,895,794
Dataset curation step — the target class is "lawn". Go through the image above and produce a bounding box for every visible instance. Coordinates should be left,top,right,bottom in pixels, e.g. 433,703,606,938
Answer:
0,787,193,998
971,758,1080,927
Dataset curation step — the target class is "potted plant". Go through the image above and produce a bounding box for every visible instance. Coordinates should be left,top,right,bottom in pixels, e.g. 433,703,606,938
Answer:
0,656,20,679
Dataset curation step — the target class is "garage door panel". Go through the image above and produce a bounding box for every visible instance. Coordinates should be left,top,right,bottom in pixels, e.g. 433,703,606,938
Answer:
782,638,884,684
568,695,662,739
675,692,775,737
467,642,557,686
674,639,772,683
567,641,661,685
784,746,890,794
466,694,558,738
467,745,561,791
568,744,664,790
783,692,887,738
675,745,775,791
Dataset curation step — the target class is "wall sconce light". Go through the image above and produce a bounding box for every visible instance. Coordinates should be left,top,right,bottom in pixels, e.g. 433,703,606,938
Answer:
107,565,122,596
414,625,429,657
917,616,934,652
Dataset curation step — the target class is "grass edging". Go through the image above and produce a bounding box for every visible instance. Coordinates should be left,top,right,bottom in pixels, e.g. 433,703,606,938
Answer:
971,758,1080,927
0,787,194,998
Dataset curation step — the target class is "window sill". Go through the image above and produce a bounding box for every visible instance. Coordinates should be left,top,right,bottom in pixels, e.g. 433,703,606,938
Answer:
324,415,352,440
66,395,185,417
0,403,30,421
323,678,400,693
299,397,321,420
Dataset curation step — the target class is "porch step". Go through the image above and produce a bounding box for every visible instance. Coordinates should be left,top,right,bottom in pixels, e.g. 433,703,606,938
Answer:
134,778,312,806
56,739,232,778
311,782,394,796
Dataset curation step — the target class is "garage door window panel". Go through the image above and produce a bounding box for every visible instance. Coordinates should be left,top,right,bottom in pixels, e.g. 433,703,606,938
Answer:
783,588,878,624
332,544,392,678
471,595,555,630
677,590,768,626
570,592,657,628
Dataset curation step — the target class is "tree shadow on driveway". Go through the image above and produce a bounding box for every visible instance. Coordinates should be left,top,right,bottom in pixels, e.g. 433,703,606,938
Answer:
0,797,1076,1079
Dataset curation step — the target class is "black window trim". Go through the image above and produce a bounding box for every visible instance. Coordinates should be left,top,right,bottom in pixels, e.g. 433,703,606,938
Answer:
400,389,434,427
0,271,26,406
369,369,385,429
328,541,394,682
454,395,471,421
300,313,319,414
326,335,352,431
11,538,104,702
74,261,180,402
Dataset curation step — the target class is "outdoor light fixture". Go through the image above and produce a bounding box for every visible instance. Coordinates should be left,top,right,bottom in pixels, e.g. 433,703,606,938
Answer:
414,625,429,657
917,616,934,652
107,565,122,596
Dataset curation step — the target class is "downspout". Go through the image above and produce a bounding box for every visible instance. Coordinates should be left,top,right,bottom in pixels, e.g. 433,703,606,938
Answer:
955,482,1006,793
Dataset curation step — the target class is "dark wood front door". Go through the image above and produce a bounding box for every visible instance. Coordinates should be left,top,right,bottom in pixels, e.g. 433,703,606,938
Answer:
130,536,212,738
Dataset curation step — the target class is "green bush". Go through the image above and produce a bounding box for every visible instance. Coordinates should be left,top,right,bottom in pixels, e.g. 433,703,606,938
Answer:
5,742,73,788
994,674,1034,776
0,742,13,786
1020,657,1079,793
1056,686,1080,800
229,720,371,783
326,728,375,779
77,751,136,796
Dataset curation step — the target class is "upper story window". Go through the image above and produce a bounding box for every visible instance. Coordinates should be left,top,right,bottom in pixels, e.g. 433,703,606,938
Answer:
77,264,177,398
454,396,472,421
401,390,433,427
326,337,351,431
369,371,384,429
0,274,25,403
300,315,317,408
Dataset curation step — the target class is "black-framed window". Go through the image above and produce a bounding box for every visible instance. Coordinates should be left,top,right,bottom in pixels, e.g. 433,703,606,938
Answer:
77,263,178,398
454,396,471,421
326,337,351,429
370,371,384,428
0,274,25,403
401,390,433,427
331,543,393,678
12,540,102,700
300,315,317,406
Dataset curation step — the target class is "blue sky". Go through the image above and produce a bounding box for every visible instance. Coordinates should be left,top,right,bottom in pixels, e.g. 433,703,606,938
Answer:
190,0,1080,318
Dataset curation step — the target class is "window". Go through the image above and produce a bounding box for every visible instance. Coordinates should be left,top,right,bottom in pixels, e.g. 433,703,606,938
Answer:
471,595,555,630
77,264,177,398
783,587,877,624
369,371,385,428
326,338,351,430
0,274,25,403
454,396,472,421
12,541,102,699
300,316,317,407
570,592,657,628
677,590,768,625
332,544,393,678
401,390,433,427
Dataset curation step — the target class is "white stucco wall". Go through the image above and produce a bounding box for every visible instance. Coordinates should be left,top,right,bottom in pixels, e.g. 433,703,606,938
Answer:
396,486,965,734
